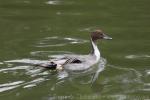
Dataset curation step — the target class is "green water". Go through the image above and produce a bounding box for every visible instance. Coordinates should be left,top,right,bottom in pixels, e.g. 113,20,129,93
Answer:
0,0,150,100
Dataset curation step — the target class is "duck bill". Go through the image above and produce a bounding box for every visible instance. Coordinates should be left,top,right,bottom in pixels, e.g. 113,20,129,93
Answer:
103,33,112,40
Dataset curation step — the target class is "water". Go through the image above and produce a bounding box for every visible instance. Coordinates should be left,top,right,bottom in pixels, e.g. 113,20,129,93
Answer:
0,0,150,100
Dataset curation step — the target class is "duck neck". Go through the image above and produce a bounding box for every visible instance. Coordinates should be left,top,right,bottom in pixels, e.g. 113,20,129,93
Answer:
90,39,100,61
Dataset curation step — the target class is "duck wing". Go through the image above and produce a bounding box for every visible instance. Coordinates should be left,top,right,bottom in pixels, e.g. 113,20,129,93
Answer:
59,58,82,67
50,54,86,64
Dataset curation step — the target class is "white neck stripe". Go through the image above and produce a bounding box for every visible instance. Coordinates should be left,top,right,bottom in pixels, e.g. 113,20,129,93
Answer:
91,40,100,61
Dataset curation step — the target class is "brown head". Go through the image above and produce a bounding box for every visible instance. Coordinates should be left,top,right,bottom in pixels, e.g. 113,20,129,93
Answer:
91,29,112,41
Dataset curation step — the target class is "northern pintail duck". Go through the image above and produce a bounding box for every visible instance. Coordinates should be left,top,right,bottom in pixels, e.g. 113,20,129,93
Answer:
36,30,112,71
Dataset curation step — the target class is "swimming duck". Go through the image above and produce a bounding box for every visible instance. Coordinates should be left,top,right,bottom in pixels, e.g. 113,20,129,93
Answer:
36,29,112,71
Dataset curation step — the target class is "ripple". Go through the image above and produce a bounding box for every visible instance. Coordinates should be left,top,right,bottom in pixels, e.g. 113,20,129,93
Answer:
30,51,73,57
125,54,150,59
1,55,107,93
102,65,143,94
35,36,88,48
23,78,45,88
0,62,3,64
5,59,49,65
108,65,142,84
3,59,49,77
79,27,100,32
0,81,24,92
23,84,36,88
0,81,24,87
0,66,30,72
46,0,60,5
143,83,150,92
91,58,106,83
0,60,49,92
56,12,82,16
141,88,150,91
146,70,150,75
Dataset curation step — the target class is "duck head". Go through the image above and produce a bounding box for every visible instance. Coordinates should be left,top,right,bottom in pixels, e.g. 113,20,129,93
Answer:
91,30,112,42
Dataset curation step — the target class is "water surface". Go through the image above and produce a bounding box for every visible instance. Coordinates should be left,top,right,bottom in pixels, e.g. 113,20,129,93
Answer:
0,0,150,100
